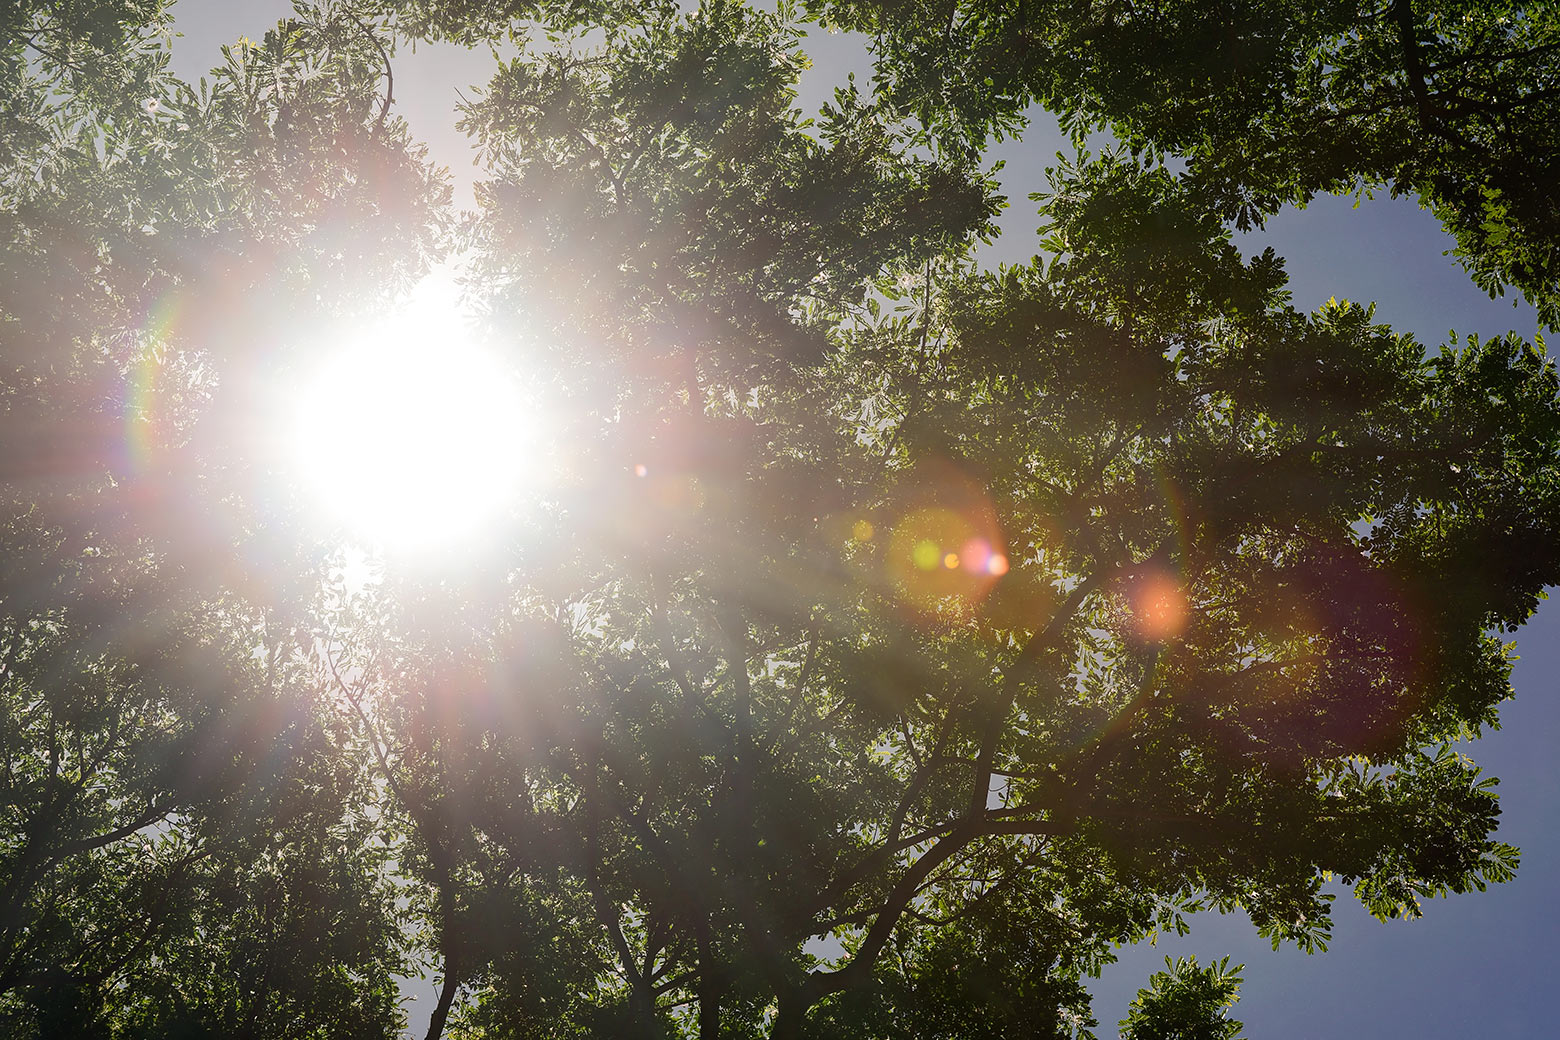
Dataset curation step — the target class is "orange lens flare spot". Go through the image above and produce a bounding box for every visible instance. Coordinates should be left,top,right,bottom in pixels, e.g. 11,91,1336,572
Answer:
987,553,1009,576
943,553,960,569
1132,572,1188,640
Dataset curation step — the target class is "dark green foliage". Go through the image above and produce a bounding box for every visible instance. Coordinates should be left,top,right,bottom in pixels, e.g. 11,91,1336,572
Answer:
1119,957,1244,1040
459,0,996,386
1,2,443,1035
811,0,1560,327
368,0,676,45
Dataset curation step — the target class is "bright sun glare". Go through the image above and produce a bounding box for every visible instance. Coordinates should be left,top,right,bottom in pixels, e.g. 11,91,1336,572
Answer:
282,269,536,550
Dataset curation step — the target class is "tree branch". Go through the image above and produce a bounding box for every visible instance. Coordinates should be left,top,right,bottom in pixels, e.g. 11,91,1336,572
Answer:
348,15,393,139
50,802,170,861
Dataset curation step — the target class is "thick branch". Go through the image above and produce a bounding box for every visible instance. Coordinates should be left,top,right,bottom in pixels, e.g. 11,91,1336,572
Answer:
585,752,648,1001
50,803,169,860
348,15,393,138
800,815,1072,1006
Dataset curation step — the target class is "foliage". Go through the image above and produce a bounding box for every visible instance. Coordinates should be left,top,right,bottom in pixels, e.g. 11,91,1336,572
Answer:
369,0,676,46
810,0,1560,327
1,2,442,1035
2,2,1559,1040
1118,957,1244,1040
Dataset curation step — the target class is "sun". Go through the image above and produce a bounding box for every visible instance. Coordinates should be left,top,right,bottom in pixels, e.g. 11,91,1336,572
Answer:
279,270,538,550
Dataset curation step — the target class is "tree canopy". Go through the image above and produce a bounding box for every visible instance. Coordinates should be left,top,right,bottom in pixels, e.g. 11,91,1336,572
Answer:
812,0,1560,327
1,2,1557,1039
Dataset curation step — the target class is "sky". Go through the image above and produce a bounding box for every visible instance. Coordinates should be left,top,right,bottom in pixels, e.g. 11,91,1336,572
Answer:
167,3,1557,1036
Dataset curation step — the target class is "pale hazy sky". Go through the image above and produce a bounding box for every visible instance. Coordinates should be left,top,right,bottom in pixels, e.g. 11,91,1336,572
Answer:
166,4,1557,1037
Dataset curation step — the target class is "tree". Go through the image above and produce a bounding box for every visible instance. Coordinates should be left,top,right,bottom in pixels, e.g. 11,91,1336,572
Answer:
367,4,1555,1037
1118,958,1244,1040
3,2,1559,1039
2,3,442,1034
810,0,1560,327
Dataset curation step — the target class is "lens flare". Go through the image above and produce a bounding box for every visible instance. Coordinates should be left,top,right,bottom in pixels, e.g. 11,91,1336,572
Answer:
887,507,1006,611
911,537,942,571
277,269,539,550
1131,570,1188,640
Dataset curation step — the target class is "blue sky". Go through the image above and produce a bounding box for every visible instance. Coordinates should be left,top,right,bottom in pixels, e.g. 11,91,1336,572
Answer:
168,3,1557,1035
